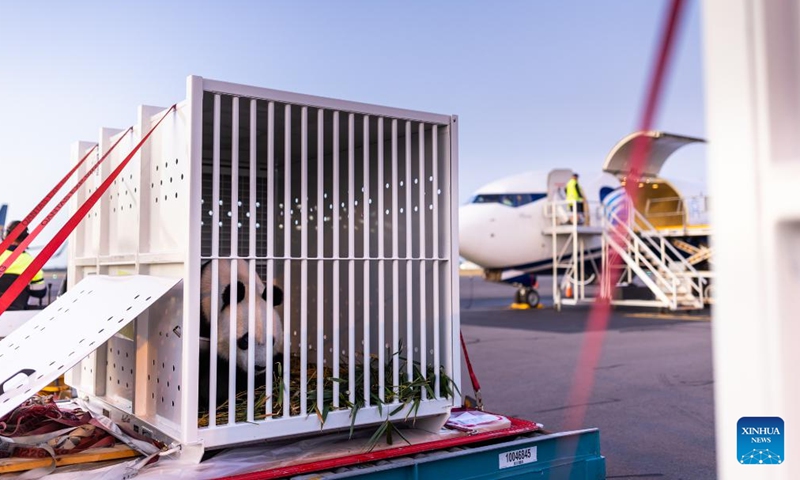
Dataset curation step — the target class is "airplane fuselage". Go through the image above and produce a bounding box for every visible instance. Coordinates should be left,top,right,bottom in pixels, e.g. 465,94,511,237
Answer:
459,171,617,276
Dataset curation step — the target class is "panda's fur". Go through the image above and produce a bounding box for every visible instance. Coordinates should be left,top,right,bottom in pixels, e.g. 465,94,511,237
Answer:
198,259,284,408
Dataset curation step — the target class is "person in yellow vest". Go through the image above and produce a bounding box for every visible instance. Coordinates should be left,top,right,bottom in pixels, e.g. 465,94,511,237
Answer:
0,221,46,310
565,173,585,224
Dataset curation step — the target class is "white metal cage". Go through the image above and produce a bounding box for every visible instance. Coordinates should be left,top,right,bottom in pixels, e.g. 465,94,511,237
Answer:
64,76,461,449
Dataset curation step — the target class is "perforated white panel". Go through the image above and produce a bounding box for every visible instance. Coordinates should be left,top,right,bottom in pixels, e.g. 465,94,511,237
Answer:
0,274,179,418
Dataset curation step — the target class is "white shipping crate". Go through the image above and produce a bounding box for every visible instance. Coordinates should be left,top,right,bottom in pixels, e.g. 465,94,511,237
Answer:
63,76,461,449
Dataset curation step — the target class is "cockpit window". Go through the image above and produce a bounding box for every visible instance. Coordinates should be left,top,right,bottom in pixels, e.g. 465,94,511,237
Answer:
470,193,546,207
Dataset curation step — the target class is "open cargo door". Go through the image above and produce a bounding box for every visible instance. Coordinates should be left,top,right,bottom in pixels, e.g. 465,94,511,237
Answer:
602,131,705,178
0,275,179,418
546,169,574,200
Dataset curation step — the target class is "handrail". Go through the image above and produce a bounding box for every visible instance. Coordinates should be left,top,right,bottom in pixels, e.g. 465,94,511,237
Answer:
631,205,703,281
644,196,684,216
604,206,681,301
604,230,675,308
642,194,711,230
618,201,705,304
544,199,602,225
546,197,705,308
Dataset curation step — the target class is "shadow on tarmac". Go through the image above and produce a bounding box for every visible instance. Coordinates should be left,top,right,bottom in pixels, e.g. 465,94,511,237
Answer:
460,304,697,334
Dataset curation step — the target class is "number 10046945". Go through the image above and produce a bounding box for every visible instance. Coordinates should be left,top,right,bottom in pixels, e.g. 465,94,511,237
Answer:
498,446,537,469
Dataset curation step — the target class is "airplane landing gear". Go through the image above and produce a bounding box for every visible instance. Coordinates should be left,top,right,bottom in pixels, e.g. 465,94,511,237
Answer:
515,287,540,308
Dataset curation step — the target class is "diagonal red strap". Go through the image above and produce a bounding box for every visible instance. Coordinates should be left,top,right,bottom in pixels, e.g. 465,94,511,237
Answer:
0,145,97,254
0,129,132,278
564,0,687,432
459,332,482,409
0,105,176,316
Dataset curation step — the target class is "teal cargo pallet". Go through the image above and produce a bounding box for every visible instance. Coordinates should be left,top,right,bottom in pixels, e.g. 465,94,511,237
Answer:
290,429,605,480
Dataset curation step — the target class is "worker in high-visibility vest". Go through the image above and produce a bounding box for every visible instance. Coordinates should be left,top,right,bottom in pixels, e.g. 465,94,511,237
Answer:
565,173,585,224
0,221,46,310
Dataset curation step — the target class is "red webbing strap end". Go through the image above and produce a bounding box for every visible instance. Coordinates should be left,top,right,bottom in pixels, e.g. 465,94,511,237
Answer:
0,145,97,254
0,105,177,316
460,331,483,411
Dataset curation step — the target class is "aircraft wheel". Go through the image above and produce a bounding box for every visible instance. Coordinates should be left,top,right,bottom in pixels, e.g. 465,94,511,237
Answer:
526,289,540,308
514,288,525,304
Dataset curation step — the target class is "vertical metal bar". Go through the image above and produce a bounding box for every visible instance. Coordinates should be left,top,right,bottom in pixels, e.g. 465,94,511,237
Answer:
247,98,257,421
377,117,386,404
184,77,203,442
209,94,221,426
300,106,308,416
348,113,356,405
552,198,559,310
283,104,292,417
228,96,240,422
316,109,325,416
447,116,461,406
391,119,399,400
227,259,238,423
580,239,585,299
362,115,370,407
405,121,413,382
265,101,275,417
418,122,426,400
431,125,440,398
573,215,579,304
332,111,341,408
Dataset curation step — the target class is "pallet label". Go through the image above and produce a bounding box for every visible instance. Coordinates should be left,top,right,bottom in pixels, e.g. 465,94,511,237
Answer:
499,446,537,469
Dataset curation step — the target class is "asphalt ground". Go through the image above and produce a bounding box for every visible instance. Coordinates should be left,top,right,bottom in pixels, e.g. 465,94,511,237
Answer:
459,275,715,479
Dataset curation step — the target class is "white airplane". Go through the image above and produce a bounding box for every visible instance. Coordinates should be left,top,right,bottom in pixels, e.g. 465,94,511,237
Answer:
458,131,709,306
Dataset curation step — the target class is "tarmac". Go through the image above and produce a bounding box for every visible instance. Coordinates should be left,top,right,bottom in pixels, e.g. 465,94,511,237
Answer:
1,272,714,478
459,275,715,479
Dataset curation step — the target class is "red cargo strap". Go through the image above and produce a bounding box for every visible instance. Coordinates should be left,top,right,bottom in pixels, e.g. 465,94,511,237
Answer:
0,105,176,316
0,145,97,254
564,0,686,432
460,332,483,410
0,129,132,278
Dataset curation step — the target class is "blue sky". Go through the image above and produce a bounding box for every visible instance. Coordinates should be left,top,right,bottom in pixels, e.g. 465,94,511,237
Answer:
0,1,705,233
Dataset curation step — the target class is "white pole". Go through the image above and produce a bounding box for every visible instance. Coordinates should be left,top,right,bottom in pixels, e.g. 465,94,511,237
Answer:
704,0,798,476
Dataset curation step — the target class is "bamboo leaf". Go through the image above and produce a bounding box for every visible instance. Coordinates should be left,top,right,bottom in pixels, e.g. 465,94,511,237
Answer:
365,420,389,452
349,403,361,439
389,403,405,417
393,423,411,446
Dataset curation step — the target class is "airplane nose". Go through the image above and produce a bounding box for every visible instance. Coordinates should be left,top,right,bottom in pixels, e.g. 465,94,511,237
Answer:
458,204,491,264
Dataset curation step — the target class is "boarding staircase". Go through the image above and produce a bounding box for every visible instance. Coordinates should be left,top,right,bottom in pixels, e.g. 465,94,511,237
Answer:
601,204,705,310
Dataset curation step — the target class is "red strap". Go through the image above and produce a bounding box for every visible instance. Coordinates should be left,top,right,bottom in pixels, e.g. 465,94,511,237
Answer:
0,145,97,254
0,105,176,316
0,129,132,278
564,0,686,432
459,332,481,395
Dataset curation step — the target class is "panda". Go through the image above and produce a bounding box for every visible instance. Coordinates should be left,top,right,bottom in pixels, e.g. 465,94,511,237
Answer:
198,258,284,409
